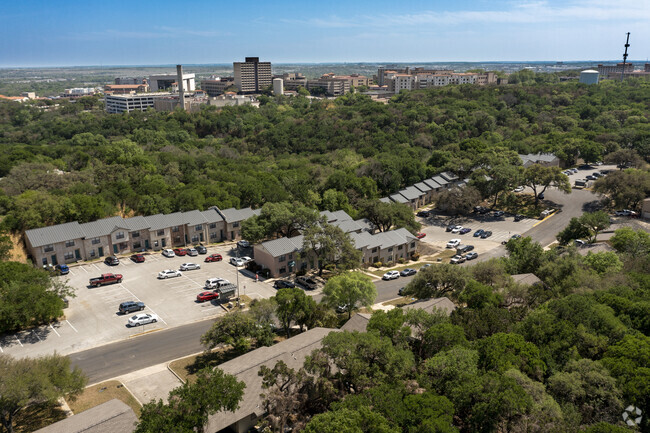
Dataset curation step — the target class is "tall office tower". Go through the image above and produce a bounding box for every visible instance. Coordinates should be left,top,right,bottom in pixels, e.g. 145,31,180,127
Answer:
233,57,272,93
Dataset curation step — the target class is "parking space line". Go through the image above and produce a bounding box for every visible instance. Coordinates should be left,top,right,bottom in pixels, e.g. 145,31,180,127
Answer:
32,330,42,342
145,306,167,325
49,324,61,337
15,337,23,347
66,320,78,333
80,266,89,273
91,263,101,271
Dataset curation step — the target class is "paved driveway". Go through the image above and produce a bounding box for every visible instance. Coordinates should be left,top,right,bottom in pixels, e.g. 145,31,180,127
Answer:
0,245,275,358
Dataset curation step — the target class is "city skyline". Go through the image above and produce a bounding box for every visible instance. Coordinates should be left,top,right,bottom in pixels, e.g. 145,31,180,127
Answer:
1,0,649,67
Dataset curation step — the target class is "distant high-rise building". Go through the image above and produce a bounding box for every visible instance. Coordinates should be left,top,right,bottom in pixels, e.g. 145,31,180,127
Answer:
233,57,272,93
597,63,634,76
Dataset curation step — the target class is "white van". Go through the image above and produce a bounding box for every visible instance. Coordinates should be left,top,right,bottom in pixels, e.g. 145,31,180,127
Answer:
205,278,231,289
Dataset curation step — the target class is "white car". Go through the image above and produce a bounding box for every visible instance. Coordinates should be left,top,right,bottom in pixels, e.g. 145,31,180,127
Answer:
205,278,230,289
446,239,461,248
241,256,253,264
513,186,525,193
237,240,250,248
382,270,400,280
162,249,175,258
230,257,245,267
615,209,637,217
180,263,201,271
451,226,463,234
158,269,182,279
128,313,159,327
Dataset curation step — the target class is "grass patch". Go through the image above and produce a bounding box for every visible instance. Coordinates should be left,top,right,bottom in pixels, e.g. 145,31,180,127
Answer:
381,297,416,308
498,194,547,218
13,401,68,433
66,380,141,418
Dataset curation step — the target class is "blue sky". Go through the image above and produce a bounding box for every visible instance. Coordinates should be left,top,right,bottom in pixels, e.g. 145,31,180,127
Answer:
1,0,648,66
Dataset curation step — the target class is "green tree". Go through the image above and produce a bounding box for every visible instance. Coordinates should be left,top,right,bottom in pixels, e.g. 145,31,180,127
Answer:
301,223,361,275
322,272,377,319
0,230,12,261
593,169,650,210
476,332,546,380
303,407,399,433
583,251,623,275
604,148,643,169
0,353,87,433
435,186,482,215
522,164,571,206
272,288,312,338
136,367,245,433
557,217,592,245
359,200,420,233
258,361,310,433
579,211,611,243
200,311,257,353
404,264,469,301
609,227,650,256
504,236,547,275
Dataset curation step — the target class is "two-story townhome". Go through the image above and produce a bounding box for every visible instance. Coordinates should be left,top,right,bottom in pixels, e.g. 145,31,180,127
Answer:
216,207,261,241
25,222,87,267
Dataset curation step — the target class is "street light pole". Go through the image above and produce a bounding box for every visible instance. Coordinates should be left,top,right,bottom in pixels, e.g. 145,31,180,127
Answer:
235,248,240,306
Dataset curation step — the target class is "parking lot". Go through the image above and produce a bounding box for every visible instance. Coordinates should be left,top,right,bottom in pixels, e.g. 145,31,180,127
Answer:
416,210,539,258
0,244,276,358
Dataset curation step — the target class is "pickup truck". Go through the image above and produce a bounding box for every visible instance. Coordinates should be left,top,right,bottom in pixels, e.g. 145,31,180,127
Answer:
89,273,123,287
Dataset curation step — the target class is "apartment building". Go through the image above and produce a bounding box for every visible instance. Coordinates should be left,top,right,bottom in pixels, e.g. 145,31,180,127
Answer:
306,75,350,96
597,63,634,76
233,57,272,93
104,93,172,114
200,77,235,96
104,84,149,95
25,207,260,267
332,74,369,87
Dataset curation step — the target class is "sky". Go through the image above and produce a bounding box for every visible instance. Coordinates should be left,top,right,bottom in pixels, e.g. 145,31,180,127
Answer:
0,0,649,67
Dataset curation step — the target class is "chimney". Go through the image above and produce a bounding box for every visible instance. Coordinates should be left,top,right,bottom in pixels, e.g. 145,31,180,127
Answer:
176,64,185,110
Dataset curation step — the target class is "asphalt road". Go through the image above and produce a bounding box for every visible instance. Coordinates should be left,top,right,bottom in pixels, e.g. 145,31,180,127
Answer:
70,319,214,384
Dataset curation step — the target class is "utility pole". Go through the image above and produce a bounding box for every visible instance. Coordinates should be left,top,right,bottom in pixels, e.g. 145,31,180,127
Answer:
235,248,240,307
621,32,630,82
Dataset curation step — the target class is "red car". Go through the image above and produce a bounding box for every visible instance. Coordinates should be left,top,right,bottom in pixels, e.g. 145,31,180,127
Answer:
416,232,426,239
204,254,223,262
173,248,187,256
196,291,219,303
130,254,145,263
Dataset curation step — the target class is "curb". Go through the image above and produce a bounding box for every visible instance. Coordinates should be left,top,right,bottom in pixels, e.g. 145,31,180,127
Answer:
532,211,557,227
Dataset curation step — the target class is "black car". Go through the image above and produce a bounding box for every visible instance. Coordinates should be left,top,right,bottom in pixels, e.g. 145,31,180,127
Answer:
416,210,430,217
398,287,406,296
446,224,456,232
273,280,296,289
480,230,492,238
514,214,525,222
538,193,545,199
400,268,417,277
105,256,119,266
119,301,145,314
196,245,207,254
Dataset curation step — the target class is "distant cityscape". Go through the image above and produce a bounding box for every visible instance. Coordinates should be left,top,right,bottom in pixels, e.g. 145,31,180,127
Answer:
1,58,649,113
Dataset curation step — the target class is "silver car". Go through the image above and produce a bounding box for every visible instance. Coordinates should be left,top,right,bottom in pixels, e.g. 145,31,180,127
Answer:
128,313,159,327
158,269,182,279
180,263,201,271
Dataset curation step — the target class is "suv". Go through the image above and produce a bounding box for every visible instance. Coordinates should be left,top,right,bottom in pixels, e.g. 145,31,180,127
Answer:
119,301,145,314
105,256,119,266
446,239,461,248
196,245,207,254
205,278,231,289
274,280,295,289
296,276,318,290
55,264,70,275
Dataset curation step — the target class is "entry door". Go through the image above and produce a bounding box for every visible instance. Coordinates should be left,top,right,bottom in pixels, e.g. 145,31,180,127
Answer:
98,247,104,257
113,245,118,254
199,233,204,242
145,240,150,249
75,249,81,260
51,255,58,265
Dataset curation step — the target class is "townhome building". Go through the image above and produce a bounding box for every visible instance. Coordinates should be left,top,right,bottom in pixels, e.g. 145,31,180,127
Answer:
349,228,418,265
413,181,434,204
399,185,426,208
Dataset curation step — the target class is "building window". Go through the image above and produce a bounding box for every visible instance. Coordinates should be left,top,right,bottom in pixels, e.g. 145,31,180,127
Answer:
279,255,286,262
210,232,217,239
154,240,159,247
92,238,101,245
174,236,181,243
279,267,286,274
65,240,75,247
195,224,202,231
192,235,199,242
132,232,140,238
157,230,165,236
43,245,54,253
233,222,240,228
209,223,217,229
371,247,378,253
133,241,141,249
64,252,74,260
411,242,415,248
42,258,48,266
388,247,393,252
89,250,96,257
289,253,293,260
398,245,403,250
172,226,179,233
115,232,125,240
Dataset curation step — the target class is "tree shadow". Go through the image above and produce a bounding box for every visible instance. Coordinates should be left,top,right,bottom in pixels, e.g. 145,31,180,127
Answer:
13,401,67,433
582,199,604,213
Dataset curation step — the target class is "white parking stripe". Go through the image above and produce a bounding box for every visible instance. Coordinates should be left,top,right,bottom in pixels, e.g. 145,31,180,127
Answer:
66,320,78,333
80,266,89,273
15,337,23,347
91,263,101,271
49,324,61,337
32,330,42,342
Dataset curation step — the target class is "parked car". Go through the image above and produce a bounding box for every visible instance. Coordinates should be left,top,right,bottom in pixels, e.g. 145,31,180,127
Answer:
186,248,198,257
416,210,430,217
445,224,456,232
586,175,597,181
493,211,505,218
205,278,230,289
474,206,490,214
457,245,474,254
465,252,479,260
592,172,602,178
162,249,175,258
119,301,145,314
205,254,223,262
128,313,158,327
421,264,432,269
480,230,493,239
451,226,463,234
158,269,182,279
415,232,426,239
230,257,245,267
571,168,578,173
196,245,207,254
296,276,318,290
459,227,472,234
446,239,461,248
196,291,219,303
615,209,637,217
575,239,586,246
89,273,123,287
382,270,400,280
274,280,296,289
502,234,522,245
55,264,70,275
513,186,525,193
173,248,187,256
514,214,525,222
105,256,119,266
398,287,406,296
130,254,145,263
473,229,484,237
237,240,250,248
336,304,350,314
240,256,253,264
400,268,417,277
450,255,466,264
180,263,201,271
538,192,545,199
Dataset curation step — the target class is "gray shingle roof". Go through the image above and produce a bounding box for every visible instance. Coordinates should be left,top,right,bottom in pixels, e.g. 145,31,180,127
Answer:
125,216,150,231
519,153,558,164
399,186,422,201
402,297,456,316
413,182,431,192
389,193,408,204
379,197,391,203
259,235,304,257
79,216,129,238
511,273,543,286
431,175,448,186
34,399,137,433
201,208,224,224
331,219,367,234
207,328,338,432
440,171,459,182
320,210,353,223
341,313,372,332
25,222,86,248
219,207,259,223
182,209,207,226
423,178,442,190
